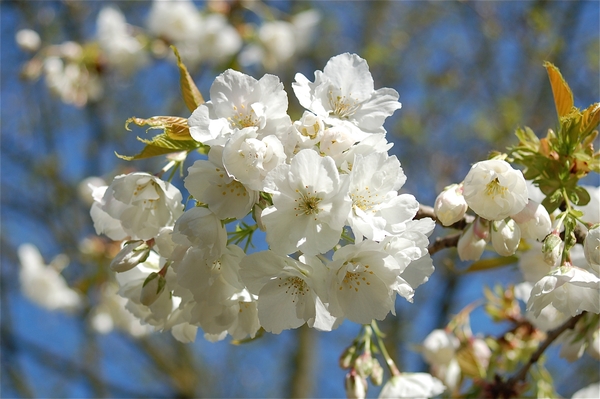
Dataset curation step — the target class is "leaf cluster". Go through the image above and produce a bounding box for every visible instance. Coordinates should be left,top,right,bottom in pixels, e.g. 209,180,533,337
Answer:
508,62,599,214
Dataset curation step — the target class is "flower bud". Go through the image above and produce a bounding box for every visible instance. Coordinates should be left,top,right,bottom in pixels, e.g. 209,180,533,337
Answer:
140,272,166,306
457,220,488,261
339,344,357,369
511,200,552,241
434,184,468,226
344,370,367,399
542,232,562,266
491,219,521,256
370,359,384,386
584,225,600,274
354,353,373,378
15,29,41,52
110,240,150,272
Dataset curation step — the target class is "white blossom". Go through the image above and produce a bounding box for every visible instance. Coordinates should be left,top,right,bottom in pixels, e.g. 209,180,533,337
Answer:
327,240,401,324
221,129,287,191
261,149,351,256
185,146,259,219
96,6,147,75
18,244,81,312
97,172,183,240
171,207,227,261
347,152,417,241
462,159,528,221
15,28,41,52
293,53,402,139
240,250,335,333
584,225,600,274
527,265,600,317
188,69,291,147
378,373,446,399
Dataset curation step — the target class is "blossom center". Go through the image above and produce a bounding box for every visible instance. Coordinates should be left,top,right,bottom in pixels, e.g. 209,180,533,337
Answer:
484,178,507,198
339,262,374,292
328,90,360,119
294,189,322,217
228,104,258,129
351,187,378,212
277,276,309,302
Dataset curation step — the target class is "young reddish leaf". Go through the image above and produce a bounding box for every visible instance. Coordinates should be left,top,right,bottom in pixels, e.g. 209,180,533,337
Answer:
172,45,204,112
126,116,193,141
544,61,574,119
116,134,201,161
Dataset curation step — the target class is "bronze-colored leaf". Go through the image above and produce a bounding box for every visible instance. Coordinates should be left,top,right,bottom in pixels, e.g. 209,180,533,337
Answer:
116,134,201,161
126,116,193,141
544,61,574,119
172,45,204,112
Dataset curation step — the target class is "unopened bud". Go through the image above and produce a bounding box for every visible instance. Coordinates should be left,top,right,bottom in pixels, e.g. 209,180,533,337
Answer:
457,221,488,261
339,344,357,369
16,29,41,52
354,353,373,378
344,370,367,399
491,219,521,256
369,359,384,386
110,240,149,272
434,184,468,226
140,272,166,306
542,232,562,266
511,200,552,241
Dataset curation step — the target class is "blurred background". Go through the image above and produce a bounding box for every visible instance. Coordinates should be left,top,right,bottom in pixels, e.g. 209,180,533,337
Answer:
1,0,599,397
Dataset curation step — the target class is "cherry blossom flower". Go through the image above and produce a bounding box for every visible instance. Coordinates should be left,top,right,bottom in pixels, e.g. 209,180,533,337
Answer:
261,149,351,256
188,69,291,146
96,172,183,241
293,53,402,139
240,250,335,333
346,152,417,241
584,225,600,274
378,373,446,399
18,243,81,312
96,6,147,75
185,146,259,219
462,159,528,221
527,265,600,317
327,240,401,324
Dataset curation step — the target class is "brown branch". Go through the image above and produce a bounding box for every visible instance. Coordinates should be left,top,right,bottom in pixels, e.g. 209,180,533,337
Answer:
417,204,476,255
487,312,586,399
428,233,461,255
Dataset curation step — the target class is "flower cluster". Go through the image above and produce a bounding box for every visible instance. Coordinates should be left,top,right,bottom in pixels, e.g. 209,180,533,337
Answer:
16,0,322,107
90,53,435,343
434,159,552,261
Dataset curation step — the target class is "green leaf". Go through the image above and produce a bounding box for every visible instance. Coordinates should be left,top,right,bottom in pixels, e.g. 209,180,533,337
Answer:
116,134,201,161
572,186,591,206
172,45,204,112
544,61,574,119
462,255,518,273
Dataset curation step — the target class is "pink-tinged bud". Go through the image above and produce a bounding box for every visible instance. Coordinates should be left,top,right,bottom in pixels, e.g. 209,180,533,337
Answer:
370,359,384,386
584,226,600,274
434,184,468,226
354,353,374,378
345,370,367,399
110,240,149,272
542,232,562,266
140,272,166,306
491,219,521,256
457,220,489,261
511,200,552,241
